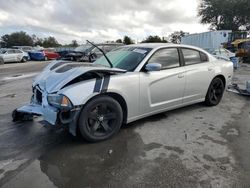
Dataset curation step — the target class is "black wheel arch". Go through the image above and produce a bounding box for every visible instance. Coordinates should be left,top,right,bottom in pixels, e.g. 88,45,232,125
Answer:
213,74,226,87
104,92,128,125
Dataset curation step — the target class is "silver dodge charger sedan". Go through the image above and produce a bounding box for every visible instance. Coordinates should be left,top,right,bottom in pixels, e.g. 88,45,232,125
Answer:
14,43,233,142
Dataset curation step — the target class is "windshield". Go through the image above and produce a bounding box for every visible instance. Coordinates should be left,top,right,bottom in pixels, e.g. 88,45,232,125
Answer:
93,47,152,71
74,44,92,52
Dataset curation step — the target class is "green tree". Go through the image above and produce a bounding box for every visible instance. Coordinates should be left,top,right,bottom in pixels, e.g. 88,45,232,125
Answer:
1,31,33,47
169,31,189,44
116,39,122,43
32,34,43,46
123,36,134,45
42,36,61,47
70,40,78,47
199,0,250,31
141,35,167,43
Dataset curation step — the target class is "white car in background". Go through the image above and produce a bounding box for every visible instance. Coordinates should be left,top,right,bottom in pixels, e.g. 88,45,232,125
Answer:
0,48,29,63
212,48,239,68
211,48,236,61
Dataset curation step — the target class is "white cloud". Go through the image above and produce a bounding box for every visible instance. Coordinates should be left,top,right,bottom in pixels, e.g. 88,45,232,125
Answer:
0,0,209,44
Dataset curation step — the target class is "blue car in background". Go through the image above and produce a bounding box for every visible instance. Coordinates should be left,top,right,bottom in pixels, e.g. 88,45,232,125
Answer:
28,51,45,61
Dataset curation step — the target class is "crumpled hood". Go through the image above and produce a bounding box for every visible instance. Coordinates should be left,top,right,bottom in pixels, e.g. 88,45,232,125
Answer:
33,61,126,93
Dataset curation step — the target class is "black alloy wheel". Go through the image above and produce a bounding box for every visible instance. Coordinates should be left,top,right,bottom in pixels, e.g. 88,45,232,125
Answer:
205,77,225,106
78,96,123,142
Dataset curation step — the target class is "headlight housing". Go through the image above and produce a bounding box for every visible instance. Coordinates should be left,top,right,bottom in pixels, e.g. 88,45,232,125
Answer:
47,94,73,109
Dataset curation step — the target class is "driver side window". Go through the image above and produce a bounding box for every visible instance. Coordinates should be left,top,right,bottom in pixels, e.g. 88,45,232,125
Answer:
148,48,180,69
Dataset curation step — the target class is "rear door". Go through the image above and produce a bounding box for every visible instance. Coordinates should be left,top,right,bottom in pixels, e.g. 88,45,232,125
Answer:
139,48,186,115
5,50,16,62
14,49,23,61
181,48,215,103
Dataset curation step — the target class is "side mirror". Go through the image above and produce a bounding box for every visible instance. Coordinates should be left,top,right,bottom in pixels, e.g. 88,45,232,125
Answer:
145,63,162,72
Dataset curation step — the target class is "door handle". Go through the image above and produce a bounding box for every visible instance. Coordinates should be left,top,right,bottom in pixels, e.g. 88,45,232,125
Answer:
178,73,184,78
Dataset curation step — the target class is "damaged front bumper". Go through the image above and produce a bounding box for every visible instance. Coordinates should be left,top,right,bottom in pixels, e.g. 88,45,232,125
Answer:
14,86,81,135
15,86,59,125
16,103,58,125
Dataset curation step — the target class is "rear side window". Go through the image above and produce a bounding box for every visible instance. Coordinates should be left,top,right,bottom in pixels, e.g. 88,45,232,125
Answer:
200,51,208,62
8,50,15,54
148,48,180,69
15,50,22,53
182,48,208,65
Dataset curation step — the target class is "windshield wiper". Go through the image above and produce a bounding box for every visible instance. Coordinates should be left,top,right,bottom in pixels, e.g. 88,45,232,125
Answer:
86,40,113,68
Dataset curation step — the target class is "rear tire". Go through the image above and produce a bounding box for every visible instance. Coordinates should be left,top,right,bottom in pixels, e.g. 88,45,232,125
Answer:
0,59,4,65
21,57,27,63
205,77,225,106
78,96,123,142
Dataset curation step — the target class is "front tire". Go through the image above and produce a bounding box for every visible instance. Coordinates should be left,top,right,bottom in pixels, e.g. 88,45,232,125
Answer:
205,77,225,106
78,96,123,142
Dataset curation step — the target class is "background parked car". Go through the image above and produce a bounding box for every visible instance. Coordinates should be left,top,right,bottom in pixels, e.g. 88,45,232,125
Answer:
0,48,29,63
62,43,124,62
41,48,60,60
212,48,239,68
12,46,33,52
62,44,93,61
57,50,74,59
28,51,45,61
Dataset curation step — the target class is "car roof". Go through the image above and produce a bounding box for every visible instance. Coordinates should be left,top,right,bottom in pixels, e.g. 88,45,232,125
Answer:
125,43,204,49
124,43,213,54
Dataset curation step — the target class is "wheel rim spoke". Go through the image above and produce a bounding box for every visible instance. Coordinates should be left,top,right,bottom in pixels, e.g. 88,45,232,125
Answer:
98,104,107,114
103,113,116,120
89,112,98,120
210,80,224,103
87,102,117,137
101,121,112,132
213,91,218,101
91,121,100,133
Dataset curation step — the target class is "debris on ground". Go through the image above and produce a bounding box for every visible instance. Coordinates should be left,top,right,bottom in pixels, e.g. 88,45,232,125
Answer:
227,83,250,96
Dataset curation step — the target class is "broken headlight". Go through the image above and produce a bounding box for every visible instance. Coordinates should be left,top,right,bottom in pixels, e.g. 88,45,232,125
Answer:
47,94,73,109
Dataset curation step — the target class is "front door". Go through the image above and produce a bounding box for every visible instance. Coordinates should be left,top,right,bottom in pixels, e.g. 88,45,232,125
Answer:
139,48,185,115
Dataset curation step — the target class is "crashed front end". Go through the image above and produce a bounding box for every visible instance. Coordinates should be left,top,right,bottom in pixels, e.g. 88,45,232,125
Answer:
13,61,126,135
14,83,80,133
12,61,89,134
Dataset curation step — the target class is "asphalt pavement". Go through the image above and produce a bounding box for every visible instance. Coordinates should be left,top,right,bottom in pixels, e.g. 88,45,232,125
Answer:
0,61,250,188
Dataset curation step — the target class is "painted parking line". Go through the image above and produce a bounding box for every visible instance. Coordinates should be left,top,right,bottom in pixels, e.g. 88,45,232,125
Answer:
1,72,39,81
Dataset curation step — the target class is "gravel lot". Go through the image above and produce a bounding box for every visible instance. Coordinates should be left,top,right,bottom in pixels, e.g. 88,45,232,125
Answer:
0,61,250,188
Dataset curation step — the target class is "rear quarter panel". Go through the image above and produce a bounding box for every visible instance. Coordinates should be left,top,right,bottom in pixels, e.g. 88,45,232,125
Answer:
212,59,233,87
